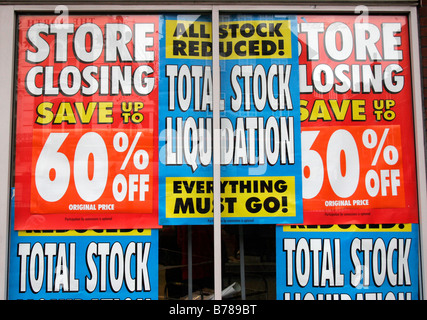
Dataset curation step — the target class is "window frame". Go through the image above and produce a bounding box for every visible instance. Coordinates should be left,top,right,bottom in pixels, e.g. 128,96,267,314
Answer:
0,3,425,300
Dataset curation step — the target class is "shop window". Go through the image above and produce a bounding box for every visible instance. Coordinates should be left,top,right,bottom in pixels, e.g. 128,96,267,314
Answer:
7,9,421,301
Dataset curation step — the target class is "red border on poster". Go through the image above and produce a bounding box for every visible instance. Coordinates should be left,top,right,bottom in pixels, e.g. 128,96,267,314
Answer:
14,15,160,230
299,15,418,224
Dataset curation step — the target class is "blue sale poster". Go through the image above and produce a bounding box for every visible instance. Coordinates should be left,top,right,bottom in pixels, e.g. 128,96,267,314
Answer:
8,189,159,300
276,224,419,300
159,14,302,225
158,14,213,225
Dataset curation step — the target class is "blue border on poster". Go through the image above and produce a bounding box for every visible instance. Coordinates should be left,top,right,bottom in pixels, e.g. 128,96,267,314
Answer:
276,224,420,300
159,14,302,226
8,188,159,300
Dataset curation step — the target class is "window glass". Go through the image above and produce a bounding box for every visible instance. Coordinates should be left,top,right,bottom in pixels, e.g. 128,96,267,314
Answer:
7,11,421,301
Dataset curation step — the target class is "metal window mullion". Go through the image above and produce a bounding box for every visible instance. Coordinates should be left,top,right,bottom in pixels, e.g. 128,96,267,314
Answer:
187,225,192,299
212,6,222,301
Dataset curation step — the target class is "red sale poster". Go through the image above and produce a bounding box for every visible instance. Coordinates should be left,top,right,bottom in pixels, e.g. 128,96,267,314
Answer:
299,15,418,224
14,15,160,230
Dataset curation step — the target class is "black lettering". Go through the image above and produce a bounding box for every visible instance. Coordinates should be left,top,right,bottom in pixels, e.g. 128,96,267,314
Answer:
220,41,232,57
173,181,182,194
228,24,239,38
173,23,188,37
240,23,255,38
248,40,260,56
173,40,187,56
196,197,210,214
246,197,261,213
260,180,273,193
219,24,228,39
188,40,199,56
183,181,195,193
223,197,237,213
256,23,267,37
274,180,288,193
270,22,283,37
235,41,246,56
262,40,276,55
264,197,280,213
199,24,210,38
174,198,195,214
201,41,212,56
188,24,199,37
